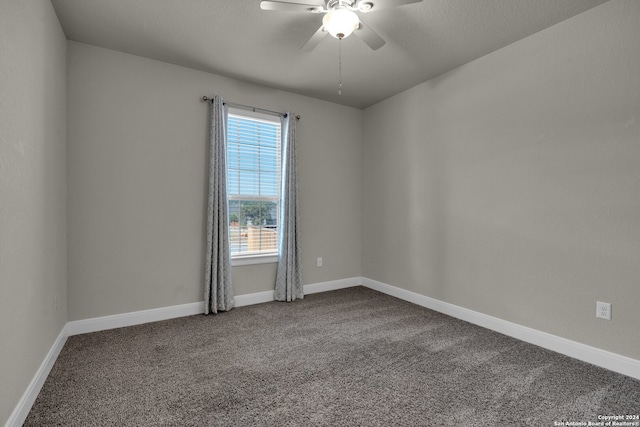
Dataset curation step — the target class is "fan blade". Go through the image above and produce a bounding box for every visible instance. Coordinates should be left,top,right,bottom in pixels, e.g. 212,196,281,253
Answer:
356,0,422,13
301,25,327,52
354,20,386,50
260,1,324,13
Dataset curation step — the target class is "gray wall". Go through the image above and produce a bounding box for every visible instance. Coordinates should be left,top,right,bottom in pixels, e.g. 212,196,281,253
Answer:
67,41,363,321
0,1,67,424
363,0,640,360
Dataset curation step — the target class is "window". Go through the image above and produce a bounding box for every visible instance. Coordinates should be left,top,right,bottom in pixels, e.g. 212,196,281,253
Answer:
227,109,281,263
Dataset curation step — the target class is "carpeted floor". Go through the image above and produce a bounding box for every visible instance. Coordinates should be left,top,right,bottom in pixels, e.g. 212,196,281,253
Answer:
25,287,640,426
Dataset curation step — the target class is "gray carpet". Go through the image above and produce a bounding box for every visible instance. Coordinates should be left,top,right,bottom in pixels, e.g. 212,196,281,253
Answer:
25,287,640,426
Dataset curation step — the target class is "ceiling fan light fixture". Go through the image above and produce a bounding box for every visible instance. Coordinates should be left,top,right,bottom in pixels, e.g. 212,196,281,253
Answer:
322,8,360,39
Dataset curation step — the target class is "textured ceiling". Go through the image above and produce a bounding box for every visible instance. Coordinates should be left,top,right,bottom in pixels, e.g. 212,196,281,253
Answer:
51,0,608,108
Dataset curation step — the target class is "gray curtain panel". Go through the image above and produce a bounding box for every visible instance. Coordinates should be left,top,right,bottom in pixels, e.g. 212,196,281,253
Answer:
275,113,303,302
204,95,234,314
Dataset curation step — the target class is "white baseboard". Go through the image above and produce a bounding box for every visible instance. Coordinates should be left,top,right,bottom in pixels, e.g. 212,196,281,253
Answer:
66,277,363,336
66,301,205,336
361,277,640,381
235,290,275,307
303,276,362,294
234,277,362,307
5,327,68,427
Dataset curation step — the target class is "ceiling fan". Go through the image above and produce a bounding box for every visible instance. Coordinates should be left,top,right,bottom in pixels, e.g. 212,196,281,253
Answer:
260,0,423,51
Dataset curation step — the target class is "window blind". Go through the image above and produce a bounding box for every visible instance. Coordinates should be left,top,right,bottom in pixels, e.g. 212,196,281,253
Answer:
227,111,282,256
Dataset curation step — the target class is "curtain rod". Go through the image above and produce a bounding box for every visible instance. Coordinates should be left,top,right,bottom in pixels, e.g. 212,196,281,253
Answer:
201,96,300,120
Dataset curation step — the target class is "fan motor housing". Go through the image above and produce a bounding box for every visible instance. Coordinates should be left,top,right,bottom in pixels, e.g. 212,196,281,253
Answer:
327,0,357,10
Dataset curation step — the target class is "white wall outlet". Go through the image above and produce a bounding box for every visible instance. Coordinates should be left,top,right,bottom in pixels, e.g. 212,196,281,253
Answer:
596,301,611,320
53,295,59,313
317,257,323,267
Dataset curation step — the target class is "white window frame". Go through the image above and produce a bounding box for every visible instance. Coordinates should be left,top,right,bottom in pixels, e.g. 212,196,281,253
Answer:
227,108,281,266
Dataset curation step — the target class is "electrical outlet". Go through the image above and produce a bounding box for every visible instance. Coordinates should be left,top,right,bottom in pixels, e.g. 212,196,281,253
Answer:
53,295,59,313
317,257,323,267
596,301,611,320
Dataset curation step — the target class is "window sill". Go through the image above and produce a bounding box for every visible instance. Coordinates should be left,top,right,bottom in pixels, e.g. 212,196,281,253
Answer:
231,254,279,267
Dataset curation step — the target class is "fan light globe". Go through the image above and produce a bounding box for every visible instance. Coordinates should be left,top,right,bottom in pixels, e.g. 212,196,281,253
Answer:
322,8,359,39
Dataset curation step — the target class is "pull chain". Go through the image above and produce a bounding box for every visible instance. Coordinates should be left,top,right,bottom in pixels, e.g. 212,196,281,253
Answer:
338,37,343,96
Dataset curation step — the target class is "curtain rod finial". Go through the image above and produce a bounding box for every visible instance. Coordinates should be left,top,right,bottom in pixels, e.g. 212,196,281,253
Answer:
201,96,209,102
